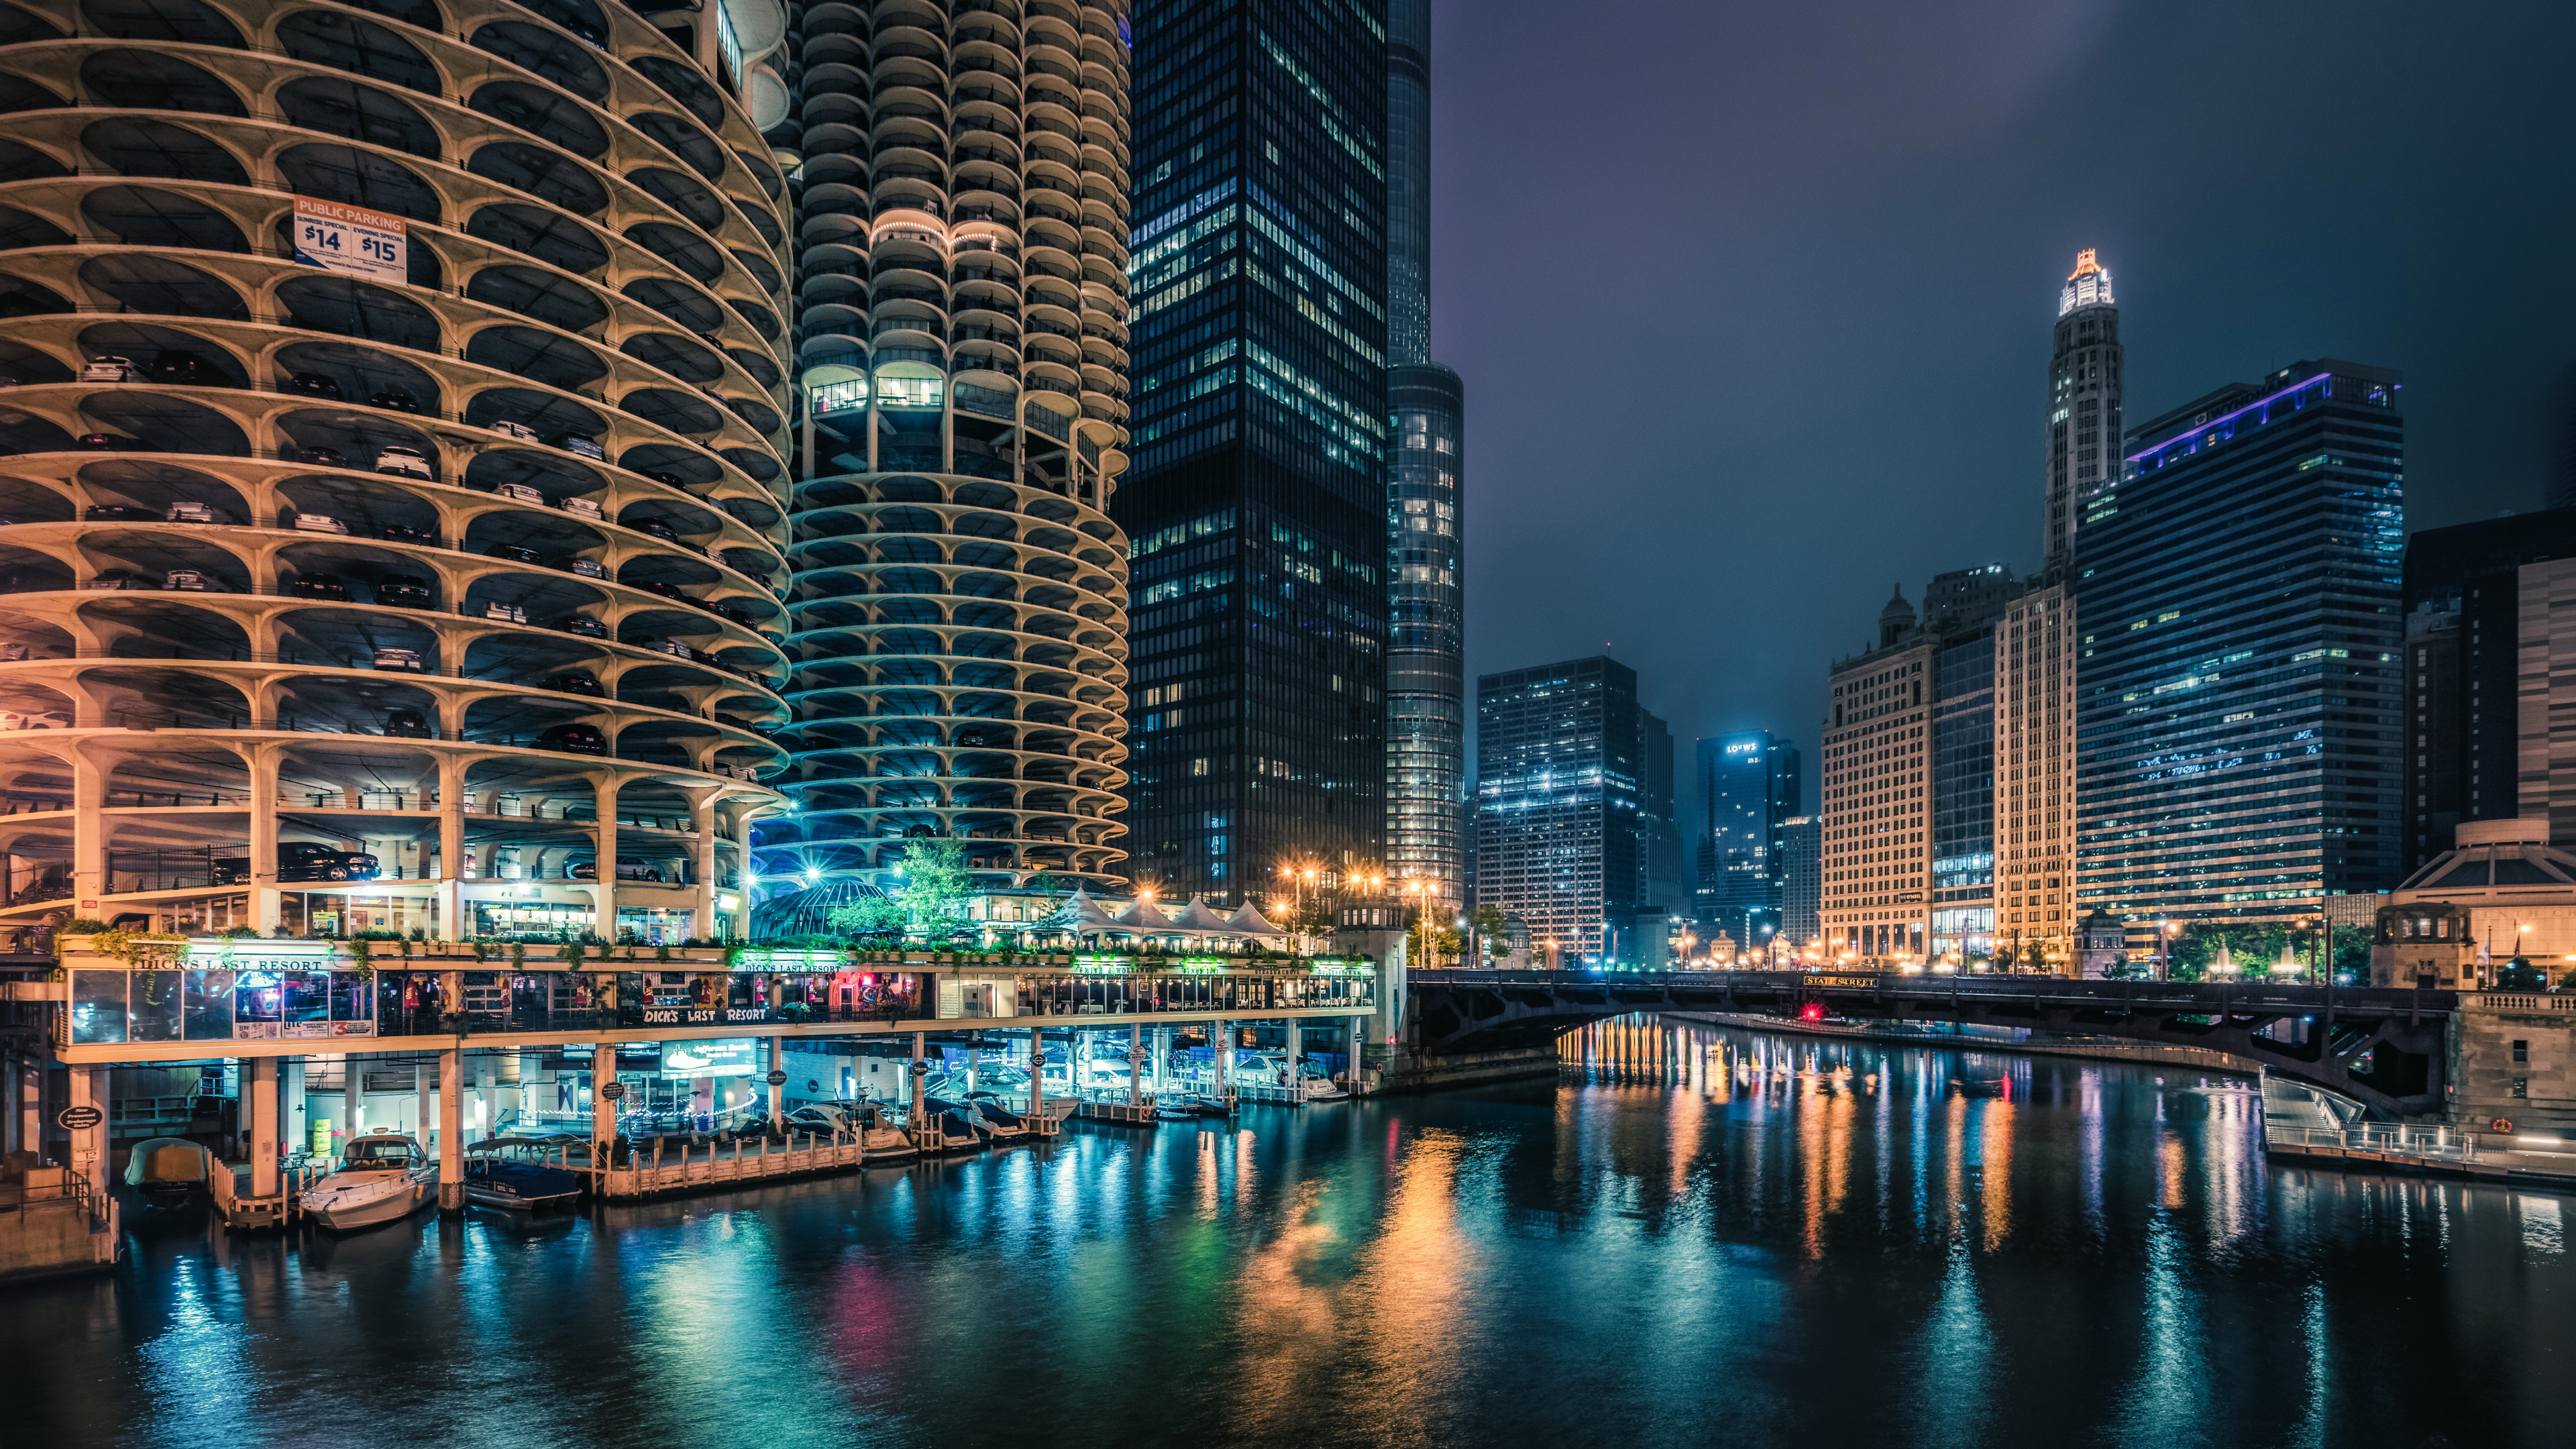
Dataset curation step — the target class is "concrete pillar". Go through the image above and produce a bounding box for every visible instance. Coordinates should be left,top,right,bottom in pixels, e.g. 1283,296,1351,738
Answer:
690,790,718,939
1154,1026,1169,1098
731,812,757,941
591,774,622,941
908,1030,926,1132
246,744,281,933
1287,1017,1301,1100
437,1048,462,1210
19,1055,41,1158
1348,1016,1363,1095
1028,1027,1045,1119
766,1034,784,1132
70,749,108,915
249,1057,279,1198
475,1053,495,1137
341,1051,362,1144
2,1050,15,1156
415,1057,434,1145
1214,1018,1229,1100
1128,1024,1141,1107
67,1064,105,1187
282,1056,307,1157
591,1051,618,1143
436,755,466,938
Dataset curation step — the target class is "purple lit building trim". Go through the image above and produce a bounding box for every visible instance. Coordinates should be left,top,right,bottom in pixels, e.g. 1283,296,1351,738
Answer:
2123,369,2397,470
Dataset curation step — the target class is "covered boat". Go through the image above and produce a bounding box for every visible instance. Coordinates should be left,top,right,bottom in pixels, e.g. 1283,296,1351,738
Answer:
300,1132,436,1231
123,1136,213,1210
460,1138,582,1211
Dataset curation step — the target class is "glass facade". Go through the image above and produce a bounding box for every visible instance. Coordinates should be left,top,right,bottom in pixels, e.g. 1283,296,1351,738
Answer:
1118,0,1391,900
1695,731,1801,949
2076,361,2406,921
1930,637,1996,960
1385,366,1464,902
1472,657,1643,961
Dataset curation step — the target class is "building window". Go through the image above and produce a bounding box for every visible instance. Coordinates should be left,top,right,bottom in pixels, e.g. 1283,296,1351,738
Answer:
2512,1039,2529,1065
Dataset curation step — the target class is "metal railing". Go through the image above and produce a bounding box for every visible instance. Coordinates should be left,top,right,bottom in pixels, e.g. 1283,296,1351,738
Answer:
2266,1123,2482,1163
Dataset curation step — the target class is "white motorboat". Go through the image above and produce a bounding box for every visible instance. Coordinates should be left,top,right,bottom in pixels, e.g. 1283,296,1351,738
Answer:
301,1132,437,1231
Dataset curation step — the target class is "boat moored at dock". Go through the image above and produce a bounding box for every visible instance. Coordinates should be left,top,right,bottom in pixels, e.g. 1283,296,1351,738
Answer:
301,1134,437,1232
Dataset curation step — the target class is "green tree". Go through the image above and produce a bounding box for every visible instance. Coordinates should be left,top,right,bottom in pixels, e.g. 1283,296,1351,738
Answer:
826,838,975,938
1470,905,1510,962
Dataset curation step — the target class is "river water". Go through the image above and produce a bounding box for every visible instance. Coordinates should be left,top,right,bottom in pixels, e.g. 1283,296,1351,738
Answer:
12,1019,2573,1448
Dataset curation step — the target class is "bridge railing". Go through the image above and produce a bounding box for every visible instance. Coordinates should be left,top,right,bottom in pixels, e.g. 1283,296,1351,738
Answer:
2265,1122,2480,1163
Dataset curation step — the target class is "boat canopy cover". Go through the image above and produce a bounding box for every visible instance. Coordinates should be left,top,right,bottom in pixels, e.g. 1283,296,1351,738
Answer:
124,1136,210,1186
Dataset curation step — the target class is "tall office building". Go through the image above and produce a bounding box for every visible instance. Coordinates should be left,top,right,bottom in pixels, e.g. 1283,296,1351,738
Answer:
1381,0,1466,904
1473,657,1646,963
1821,568,2013,965
1996,252,2114,959
1929,592,2005,964
1642,711,1688,914
0,0,792,943
2076,360,2406,922
1778,816,1823,945
1116,0,1391,902
1820,590,1941,962
2046,250,2121,566
1387,367,1464,900
762,0,1138,897
2399,510,2576,866
1695,731,1800,949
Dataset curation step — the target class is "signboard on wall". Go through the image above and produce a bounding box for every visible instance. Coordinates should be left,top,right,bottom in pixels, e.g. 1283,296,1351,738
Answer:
292,198,407,284
657,1038,760,1079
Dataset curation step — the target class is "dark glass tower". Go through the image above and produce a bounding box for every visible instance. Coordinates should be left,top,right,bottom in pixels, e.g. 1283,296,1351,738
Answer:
1694,731,1801,949
1473,657,1644,963
2076,360,2406,922
1118,0,1390,901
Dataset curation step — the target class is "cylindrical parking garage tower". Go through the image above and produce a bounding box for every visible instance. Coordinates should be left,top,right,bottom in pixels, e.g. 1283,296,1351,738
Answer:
0,0,794,944
759,0,1132,898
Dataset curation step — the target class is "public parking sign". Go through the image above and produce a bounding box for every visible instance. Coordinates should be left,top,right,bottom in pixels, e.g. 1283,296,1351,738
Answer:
598,1081,626,1102
293,197,407,284
56,1105,103,1131
765,1069,788,1087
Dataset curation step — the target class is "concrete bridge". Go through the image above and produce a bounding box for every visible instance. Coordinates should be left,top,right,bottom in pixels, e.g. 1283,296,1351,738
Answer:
1405,969,2455,1116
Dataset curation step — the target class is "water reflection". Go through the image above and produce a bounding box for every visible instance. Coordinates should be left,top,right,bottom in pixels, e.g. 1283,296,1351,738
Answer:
13,1018,2576,1448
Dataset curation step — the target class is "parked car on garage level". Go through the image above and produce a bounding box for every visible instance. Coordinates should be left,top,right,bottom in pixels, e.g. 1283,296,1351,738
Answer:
373,445,431,479
148,351,231,387
282,371,342,398
539,723,606,755
80,356,139,382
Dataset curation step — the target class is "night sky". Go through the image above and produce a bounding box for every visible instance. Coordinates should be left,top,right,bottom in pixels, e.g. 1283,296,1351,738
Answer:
1429,0,2576,811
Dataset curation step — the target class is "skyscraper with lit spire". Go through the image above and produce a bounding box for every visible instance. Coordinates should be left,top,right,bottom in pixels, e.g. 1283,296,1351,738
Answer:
2045,250,2122,567
1995,250,2116,968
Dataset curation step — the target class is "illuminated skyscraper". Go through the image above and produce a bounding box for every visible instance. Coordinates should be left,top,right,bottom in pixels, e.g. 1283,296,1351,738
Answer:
1996,251,2114,965
2047,249,2121,566
1116,0,1391,902
764,0,1138,898
1382,0,1466,905
2077,360,2406,922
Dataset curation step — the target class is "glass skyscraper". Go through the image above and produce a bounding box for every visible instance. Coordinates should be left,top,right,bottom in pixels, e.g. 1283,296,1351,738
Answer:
1695,731,1801,950
1474,657,1645,963
1382,0,1466,906
1118,0,1390,901
2076,360,2406,921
